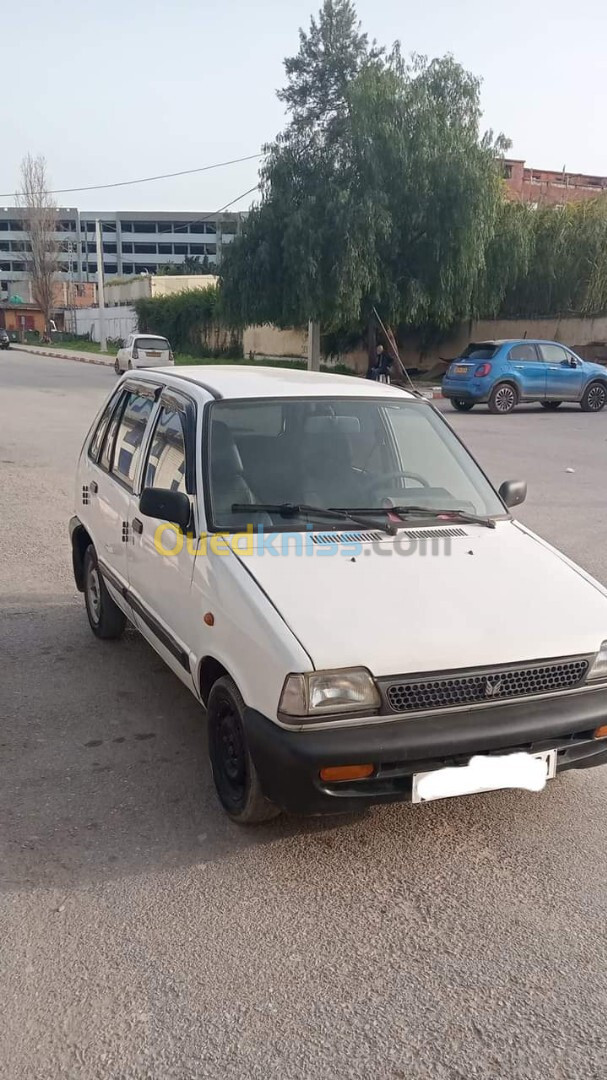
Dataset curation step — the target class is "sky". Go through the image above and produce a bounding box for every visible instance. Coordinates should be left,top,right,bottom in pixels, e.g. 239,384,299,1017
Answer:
1,0,605,213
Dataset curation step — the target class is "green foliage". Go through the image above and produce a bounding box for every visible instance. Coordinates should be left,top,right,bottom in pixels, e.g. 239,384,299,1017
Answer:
134,286,240,357
158,255,215,276
221,1,507,335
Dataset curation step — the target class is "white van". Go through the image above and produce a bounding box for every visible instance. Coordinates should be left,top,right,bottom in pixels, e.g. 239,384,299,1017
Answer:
70,367,607,822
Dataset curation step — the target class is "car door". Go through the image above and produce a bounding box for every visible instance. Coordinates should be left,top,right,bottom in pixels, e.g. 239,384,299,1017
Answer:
126,389,199,685
507,342,547,400
539,343,585,400
86,382,158,595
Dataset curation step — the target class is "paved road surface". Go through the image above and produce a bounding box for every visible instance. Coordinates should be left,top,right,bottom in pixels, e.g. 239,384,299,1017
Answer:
2,349,607,1079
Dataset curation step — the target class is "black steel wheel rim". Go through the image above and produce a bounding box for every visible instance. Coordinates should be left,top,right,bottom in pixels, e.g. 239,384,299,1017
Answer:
212,700,247,809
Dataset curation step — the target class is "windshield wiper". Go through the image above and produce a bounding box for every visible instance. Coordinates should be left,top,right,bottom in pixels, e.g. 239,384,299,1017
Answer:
336,505,496,530
231,502,397,536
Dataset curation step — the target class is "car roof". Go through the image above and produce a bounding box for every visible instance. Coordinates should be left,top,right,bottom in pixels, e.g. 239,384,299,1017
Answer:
468,338,575,347
136,364,415,401
135,333,169,339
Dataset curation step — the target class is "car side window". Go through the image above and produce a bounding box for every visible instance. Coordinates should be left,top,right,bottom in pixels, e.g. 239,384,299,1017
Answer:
143,405,188,494
110,392,155,491
88,391,121,463
539,344,569,364
99,390,129,472
509,344,540,362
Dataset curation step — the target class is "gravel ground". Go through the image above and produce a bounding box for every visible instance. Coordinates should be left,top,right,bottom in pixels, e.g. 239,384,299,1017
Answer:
2,349,607,1080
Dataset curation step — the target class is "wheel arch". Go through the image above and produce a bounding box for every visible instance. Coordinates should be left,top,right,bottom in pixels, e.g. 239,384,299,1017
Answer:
198,655,239,706
70,518,93,592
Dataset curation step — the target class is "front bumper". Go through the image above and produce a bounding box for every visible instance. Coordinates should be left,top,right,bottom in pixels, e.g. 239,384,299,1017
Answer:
245,686,607,814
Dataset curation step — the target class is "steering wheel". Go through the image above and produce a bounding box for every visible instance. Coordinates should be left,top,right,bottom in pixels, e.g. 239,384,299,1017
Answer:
369,471,429,495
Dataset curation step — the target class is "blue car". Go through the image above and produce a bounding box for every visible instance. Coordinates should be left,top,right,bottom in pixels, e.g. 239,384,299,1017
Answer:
442,339,607,414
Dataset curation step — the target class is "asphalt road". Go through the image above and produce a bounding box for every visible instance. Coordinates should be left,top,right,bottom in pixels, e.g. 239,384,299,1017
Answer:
2,348,607,1080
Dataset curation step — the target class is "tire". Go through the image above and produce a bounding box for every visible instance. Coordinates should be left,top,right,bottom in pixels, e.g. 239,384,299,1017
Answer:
114,359,121,375
450,399,475,412
207,676,280,824
83,545,126,640
541,401,562,410
580,381,607,413
488,382,518,414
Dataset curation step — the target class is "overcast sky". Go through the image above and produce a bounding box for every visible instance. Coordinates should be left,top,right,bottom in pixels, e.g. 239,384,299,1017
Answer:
2,0,604,213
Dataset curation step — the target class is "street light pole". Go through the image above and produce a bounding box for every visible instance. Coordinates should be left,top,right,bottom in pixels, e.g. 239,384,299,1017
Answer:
95,219,107,352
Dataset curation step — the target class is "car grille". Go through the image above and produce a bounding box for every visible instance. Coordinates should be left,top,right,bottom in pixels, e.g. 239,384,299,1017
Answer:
385,658,590,713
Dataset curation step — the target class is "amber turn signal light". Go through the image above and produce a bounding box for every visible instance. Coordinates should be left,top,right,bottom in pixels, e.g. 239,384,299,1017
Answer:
593,725,607,739
320,763,374,783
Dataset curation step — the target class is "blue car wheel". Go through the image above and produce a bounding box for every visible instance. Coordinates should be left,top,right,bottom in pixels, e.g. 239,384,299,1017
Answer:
488,382,518,415
581,382,607,413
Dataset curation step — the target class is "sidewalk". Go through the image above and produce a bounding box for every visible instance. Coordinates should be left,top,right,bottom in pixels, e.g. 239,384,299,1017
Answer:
17,344,115,368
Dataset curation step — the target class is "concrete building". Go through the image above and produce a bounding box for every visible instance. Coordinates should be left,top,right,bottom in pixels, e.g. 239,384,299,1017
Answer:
104,273,218,306
0,207,243,292
504,159,607,205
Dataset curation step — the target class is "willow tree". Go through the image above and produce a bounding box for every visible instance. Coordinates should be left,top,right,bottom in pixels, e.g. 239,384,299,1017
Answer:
221,0,507,346
17,154,60,336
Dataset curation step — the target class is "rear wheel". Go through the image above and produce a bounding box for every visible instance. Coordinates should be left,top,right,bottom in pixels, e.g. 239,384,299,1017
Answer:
488,383,518,415
541,401,562,410
450,399,474,412
580,381,607,412
207,676,280,824
83,545,126,640
114,359,121,375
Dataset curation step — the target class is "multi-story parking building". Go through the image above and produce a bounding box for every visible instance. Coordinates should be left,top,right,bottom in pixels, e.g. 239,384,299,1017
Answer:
0,208,243,292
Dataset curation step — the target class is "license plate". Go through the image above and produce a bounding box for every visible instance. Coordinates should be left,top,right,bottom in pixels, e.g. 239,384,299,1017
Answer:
146,351,161,358
412,749,557,804
454,365,469,375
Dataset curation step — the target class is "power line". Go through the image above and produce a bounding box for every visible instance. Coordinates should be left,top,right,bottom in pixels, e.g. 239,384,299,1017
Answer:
1,153,262,200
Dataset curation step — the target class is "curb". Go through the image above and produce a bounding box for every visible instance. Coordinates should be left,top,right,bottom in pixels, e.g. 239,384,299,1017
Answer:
17,345,114,368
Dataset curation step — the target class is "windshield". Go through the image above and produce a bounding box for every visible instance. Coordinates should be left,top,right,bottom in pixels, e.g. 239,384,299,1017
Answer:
206,397,505,532
137,337,169,351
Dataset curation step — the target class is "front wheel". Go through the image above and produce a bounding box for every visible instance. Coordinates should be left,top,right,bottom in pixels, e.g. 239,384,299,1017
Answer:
207,676,280,824
83,545,126,640
114,359,121,375
541,401,562,410
450,399,474,412
580,381,607,412
488,383,518,414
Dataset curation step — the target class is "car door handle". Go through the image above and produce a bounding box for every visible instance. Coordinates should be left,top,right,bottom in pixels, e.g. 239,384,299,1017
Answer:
132,518,144,535
90,480,98,494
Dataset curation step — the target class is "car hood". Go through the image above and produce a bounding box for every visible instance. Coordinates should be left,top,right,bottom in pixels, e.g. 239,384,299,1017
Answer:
234,521,607,675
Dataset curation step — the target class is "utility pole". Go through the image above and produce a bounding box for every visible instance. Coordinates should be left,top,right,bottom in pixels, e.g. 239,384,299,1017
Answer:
95,219,107,352
307,319,321,371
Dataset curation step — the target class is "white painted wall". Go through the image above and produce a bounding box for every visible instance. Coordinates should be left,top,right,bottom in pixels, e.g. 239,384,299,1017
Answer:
66,306,137,343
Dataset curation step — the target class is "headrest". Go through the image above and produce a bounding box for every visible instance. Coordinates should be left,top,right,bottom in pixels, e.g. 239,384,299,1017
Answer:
303,415,361,435
211,421,243,475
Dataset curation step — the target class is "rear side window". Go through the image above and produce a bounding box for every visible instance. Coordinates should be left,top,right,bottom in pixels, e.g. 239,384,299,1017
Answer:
111,392,155,490
88,391,121,462
509,343,540,362
144,406,188,493
461,344,499,360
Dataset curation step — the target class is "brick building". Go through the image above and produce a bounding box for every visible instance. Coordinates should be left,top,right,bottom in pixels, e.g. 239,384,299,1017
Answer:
504,159,607,205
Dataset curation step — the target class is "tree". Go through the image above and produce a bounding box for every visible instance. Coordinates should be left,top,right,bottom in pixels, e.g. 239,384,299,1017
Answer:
159,254,215,276
17,154,60,336
221,1,507,344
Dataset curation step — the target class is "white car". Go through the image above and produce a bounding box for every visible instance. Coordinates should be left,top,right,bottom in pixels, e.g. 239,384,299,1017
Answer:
114,333,173,374
70,367,607,822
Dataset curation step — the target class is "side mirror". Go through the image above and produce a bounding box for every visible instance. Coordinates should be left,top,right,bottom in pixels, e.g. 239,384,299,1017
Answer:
139,487,191,530
499,480,527,509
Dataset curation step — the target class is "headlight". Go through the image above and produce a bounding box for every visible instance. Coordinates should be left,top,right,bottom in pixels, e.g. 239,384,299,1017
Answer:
279,668,381,719
588,641,607,682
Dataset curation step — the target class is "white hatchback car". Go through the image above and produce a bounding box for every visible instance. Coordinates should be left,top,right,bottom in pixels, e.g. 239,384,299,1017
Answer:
114,333,173,374
70,366,607,822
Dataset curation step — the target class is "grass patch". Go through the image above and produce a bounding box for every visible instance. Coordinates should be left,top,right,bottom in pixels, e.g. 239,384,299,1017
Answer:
44,339,114,356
